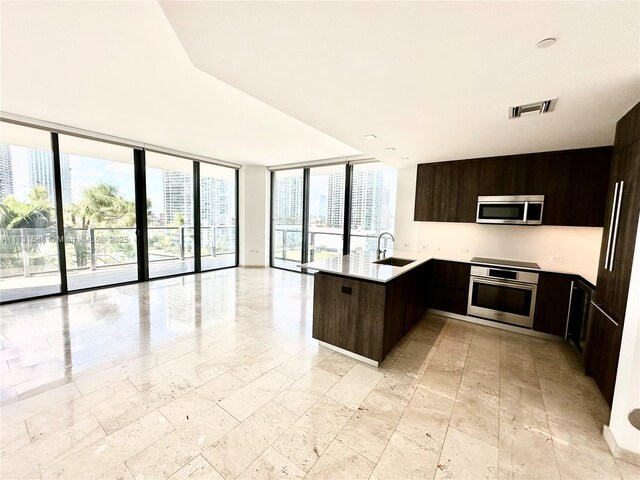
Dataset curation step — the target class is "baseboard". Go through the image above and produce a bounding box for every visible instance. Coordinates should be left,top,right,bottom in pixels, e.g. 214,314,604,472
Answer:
604,425,640,467
240,265,266,268
317,341,379,367
428,309,564,341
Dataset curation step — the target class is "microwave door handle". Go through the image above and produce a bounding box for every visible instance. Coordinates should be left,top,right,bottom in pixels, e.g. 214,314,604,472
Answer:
609,181,624,272
604,181,619,271
523,202,529,223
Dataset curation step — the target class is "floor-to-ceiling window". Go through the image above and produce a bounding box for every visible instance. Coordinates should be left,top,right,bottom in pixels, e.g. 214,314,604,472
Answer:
59,135,138,290
0,117,240,304
146,152,195,279
271,169,304,271
0,124,61,302
270,161,397,270
200,163,237,270
349,162,397,261
307,165,345,262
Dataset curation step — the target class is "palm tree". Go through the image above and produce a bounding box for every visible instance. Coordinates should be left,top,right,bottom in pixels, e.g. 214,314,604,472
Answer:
65,183,146,268
0,186,53,229
0,186,55,271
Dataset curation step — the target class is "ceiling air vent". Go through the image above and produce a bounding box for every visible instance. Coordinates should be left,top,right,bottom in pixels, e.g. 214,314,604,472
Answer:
509,98,557,119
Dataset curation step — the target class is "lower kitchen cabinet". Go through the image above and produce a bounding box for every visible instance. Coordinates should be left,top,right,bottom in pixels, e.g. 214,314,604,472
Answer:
312,273,386,361
532,272,573,337
584,304,623,406
429,261,471,316
312,262,430,363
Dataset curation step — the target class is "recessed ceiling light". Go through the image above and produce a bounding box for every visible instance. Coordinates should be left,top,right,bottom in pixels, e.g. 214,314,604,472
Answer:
364,134,377,140
400,157,409,161
385,147,396,152
536,38,556,49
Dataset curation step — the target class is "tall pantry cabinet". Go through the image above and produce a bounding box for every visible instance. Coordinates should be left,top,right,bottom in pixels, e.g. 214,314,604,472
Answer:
585,101,640,406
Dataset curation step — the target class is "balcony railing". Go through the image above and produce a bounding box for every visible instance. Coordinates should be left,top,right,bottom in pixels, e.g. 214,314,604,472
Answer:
0,226,235,279
273,228,393,262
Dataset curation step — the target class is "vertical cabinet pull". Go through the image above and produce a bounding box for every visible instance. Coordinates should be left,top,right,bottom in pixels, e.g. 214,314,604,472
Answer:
604,182,619,270
609,181,624,272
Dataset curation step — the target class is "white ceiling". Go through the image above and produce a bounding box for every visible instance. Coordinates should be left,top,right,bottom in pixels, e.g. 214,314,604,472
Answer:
2,2,638,169
160,1,640,167
0,1,360,166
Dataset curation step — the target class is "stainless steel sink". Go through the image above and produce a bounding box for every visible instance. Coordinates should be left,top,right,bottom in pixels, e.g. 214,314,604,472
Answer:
372,257,416,267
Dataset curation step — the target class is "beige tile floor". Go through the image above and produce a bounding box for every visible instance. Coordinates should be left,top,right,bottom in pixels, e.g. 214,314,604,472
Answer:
1,267,638,480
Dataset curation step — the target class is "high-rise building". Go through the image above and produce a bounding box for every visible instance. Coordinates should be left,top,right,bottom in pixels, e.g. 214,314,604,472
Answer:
326,172,345,228
350,168,383,232
162,172,234,227
28,150,71,203
201,177,233,226
162,171,192,226
273,174,303,224
0,144,14,201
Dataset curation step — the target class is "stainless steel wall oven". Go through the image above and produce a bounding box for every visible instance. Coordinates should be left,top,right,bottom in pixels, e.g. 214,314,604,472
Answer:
467,266,539,328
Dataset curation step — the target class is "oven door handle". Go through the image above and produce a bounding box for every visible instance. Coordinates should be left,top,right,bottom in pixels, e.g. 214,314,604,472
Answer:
470,276,537,290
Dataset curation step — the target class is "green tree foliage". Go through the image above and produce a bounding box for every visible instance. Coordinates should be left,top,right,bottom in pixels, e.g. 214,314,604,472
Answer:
0,186,54,229
65,183,136,229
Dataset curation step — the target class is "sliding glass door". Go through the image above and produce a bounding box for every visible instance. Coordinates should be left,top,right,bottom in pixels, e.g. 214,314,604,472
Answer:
200,163,236,270
146,152,195,279
0,124,61,302
271,169,304,271
307,165,345,262
270,161,398,270
58,135,138,290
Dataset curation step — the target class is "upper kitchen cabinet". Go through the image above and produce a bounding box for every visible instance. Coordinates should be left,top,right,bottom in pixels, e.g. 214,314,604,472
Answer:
415,160,479,223
414,147,612,227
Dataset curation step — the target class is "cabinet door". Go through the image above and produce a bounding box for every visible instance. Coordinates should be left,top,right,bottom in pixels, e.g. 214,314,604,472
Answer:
312,274,386,361
595,141,640,323
414,162,478,222
529,148,611,227
414,163,446,221
584,304,622,406
432,261,471,289
477,155,529,197
532,273,573,337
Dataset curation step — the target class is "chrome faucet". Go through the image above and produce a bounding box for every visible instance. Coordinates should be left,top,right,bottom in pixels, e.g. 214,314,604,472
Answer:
376,232,395,260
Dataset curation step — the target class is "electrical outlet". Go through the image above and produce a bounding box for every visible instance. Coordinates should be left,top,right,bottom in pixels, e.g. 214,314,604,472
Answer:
420,245,428,250
460,248,469,253
551,256,564,263
403,243,410,248
434,246,441,251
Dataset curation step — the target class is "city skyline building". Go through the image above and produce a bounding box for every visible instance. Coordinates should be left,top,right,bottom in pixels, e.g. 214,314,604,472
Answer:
0,144,14,201
161,171,234,227
273,174,303,224
28,150,71,204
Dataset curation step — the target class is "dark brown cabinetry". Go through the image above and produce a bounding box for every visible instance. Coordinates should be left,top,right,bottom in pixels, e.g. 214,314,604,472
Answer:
585,305,622,405
312,263,430,363
414,147,612,227
586,101,640,406
415,161,479,223
428,261,471,316
312,274,386,361
532,272,573,337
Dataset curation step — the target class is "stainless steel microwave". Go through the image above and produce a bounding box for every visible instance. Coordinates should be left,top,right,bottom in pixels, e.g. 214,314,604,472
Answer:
476,195,544,225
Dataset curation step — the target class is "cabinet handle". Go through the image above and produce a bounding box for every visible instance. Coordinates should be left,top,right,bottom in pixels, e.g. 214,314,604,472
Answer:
609,181,624,272
564,280,574,340
605,182,619,270
590,301,620,326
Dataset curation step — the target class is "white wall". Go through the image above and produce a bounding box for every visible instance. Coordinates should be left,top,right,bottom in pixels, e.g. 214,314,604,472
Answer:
609,212,640,456
394,166,604,283
239,166,270,267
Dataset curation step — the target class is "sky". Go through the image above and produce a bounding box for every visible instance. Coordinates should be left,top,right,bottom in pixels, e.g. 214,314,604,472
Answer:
7,145,164,211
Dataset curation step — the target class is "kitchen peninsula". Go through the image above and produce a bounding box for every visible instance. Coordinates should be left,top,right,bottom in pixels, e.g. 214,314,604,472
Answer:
303,250,597,366
302,251,432,365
